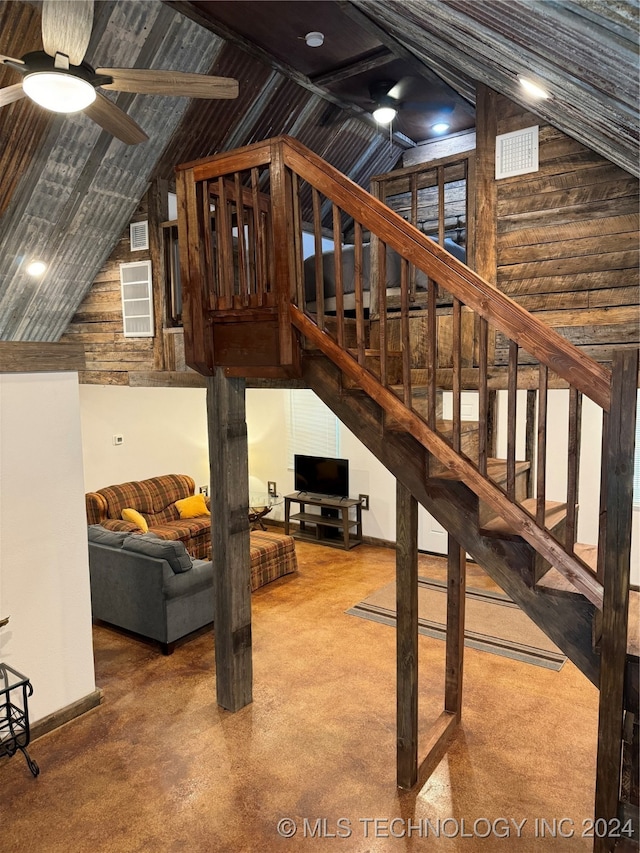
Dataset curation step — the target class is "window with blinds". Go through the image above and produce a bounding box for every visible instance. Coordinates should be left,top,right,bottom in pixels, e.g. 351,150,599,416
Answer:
287,389,339,468
120,260,154,337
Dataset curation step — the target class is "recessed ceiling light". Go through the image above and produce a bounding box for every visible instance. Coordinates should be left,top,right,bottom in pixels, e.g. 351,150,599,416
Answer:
26,260,47,277
432,122,450,134
23,71,96,113
305,32,324,48
518,76,550,100
373,106,396,125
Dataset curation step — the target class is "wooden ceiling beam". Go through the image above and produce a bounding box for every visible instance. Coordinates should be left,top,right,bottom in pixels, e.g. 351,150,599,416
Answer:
163,0,416,148
339,0,476,107
309,46,393,87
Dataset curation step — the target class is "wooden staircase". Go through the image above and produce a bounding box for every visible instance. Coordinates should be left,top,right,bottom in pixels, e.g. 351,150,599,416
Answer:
175,136,638,851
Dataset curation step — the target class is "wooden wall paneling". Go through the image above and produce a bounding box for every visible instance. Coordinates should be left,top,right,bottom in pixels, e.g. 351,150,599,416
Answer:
494,93,639,370
60,195,157,384
0,342,85,373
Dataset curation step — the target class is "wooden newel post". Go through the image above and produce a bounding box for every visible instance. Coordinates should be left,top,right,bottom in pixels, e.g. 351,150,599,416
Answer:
208,368,252,713
270,139,295,369
593,348,638,853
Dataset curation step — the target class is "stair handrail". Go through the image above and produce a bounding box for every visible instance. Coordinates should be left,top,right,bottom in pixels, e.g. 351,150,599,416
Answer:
177,134,612,411
279,136,612,413
176,135,632,610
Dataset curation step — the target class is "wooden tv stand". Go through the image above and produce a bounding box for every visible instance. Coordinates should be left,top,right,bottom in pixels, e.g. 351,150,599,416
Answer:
284,493,362,550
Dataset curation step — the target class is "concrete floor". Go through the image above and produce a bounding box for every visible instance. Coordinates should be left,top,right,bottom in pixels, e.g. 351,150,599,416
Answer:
0,539,618,852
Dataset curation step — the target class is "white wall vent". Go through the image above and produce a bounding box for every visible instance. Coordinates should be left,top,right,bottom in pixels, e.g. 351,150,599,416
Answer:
120,260,154,337
495,125,539,179
129,220,149,251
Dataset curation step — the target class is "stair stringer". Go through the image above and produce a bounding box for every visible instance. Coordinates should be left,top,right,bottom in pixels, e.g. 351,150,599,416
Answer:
303,353,600,688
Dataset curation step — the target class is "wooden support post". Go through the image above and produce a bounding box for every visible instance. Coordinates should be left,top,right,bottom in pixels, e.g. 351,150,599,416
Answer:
148,178,168,372
594,348,638,853
269,140,294,367
396,481,418,789
445,535,466,721
208,368,252,712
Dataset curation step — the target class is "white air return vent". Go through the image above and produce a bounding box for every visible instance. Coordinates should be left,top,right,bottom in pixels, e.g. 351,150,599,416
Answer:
130,220,149,251
495,125,539,179
120,260,154,337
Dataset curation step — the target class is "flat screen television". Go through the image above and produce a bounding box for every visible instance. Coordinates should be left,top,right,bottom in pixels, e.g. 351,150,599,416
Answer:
294,454,349,498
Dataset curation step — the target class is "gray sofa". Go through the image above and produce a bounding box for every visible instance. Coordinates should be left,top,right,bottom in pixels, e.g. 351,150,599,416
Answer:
88,526,215,654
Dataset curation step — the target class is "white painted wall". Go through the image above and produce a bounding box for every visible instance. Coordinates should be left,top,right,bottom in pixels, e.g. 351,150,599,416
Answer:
0,373,95,722
78,384,639,584
79,385,210,492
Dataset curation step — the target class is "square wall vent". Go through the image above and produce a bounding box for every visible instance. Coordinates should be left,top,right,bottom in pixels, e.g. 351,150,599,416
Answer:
495,125,539,179
130,220,149,251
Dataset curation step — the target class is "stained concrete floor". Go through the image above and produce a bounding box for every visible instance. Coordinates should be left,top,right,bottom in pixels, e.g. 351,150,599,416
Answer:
0,539,622,852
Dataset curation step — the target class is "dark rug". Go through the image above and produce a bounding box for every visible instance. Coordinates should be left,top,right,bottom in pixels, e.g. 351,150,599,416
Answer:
346,576,567,670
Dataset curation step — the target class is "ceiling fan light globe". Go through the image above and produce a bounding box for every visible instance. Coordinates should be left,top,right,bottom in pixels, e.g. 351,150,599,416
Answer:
373,106,396,125
23,72,96,113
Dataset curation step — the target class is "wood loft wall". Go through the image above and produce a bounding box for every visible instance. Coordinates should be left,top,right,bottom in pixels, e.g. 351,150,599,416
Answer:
59,182,206,388
491,93,639,369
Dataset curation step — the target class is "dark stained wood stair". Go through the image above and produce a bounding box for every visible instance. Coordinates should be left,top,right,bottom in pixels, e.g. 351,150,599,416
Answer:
303,351,604,685
175,135,638,847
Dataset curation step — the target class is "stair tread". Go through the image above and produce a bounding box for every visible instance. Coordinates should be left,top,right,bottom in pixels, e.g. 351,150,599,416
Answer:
538,545,639,660
536,543,596,593
433,458,531,484
479,498,566,540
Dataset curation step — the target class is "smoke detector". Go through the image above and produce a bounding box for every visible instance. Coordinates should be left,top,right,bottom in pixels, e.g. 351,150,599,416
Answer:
305,32,324,48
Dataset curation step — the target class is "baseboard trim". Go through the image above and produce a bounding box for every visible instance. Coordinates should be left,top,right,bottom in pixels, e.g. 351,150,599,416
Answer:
266,520,470,558
31,688,103,741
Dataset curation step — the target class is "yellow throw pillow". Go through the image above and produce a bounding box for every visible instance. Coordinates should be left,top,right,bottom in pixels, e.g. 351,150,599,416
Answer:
121,508,149,533
175,493,210,519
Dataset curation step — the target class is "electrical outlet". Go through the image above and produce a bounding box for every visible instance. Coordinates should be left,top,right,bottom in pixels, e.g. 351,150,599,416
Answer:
268,481,277,497
199,485,209,497
112,434,123,446
359,494,369,511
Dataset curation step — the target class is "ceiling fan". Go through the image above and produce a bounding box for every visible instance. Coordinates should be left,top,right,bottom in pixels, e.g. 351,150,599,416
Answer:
0,0,239,144
369,78,455,129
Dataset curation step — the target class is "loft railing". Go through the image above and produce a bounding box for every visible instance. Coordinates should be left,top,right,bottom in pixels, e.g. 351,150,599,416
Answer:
176,135,637,611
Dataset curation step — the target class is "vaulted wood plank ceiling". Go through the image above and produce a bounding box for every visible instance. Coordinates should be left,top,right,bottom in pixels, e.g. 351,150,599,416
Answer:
0,0,637,342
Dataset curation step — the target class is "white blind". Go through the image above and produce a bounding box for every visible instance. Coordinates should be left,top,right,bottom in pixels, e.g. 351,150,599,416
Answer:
120,261,154,337
287,389,339,468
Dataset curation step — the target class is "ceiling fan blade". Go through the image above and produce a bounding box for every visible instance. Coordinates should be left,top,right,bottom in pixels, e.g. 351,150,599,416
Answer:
0,84,26,107
389,74,424,101
96,68,239,99
84,92,148,145
42,0,94,66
